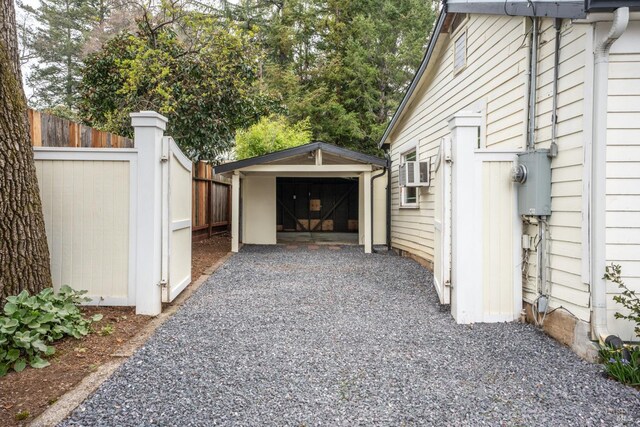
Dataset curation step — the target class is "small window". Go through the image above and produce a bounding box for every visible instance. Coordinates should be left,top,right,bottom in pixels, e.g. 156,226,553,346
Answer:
454,30,467,74
401,149,418,207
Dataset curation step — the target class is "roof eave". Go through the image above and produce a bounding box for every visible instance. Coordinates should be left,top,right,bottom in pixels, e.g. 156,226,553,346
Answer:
213,141,386,175
447,1,586,19
378,11,448,149
378,1,591,150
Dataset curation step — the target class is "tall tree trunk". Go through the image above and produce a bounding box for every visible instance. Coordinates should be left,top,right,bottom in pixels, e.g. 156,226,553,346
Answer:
0,0,53,302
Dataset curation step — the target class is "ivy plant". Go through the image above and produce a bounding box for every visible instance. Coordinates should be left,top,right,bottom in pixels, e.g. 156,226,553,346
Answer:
0,286,102,376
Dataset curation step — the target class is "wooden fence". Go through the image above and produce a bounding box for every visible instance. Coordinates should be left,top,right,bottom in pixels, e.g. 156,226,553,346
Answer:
28,108,229,241
28,109,133,148
192,162,231,241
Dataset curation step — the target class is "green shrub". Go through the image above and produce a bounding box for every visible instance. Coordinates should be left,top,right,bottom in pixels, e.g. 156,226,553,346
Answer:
0,286,102,376
605,263,640,339
235,115,311,160
599,345,640,387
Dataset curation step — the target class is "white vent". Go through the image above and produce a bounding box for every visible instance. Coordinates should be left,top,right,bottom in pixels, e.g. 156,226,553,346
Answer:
454,31,466,73
400,161,430,187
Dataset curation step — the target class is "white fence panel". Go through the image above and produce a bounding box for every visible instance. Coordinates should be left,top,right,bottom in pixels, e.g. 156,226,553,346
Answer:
33,148,138,306
32,112,192,315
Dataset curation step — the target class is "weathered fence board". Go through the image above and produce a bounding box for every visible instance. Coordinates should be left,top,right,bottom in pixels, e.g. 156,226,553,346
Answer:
192,161,230,240
28,109,133,148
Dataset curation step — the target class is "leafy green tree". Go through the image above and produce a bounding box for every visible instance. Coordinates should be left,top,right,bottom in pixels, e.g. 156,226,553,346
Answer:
234,0,437,154
79,8,274,161
235,115,311,159
74,0,434,157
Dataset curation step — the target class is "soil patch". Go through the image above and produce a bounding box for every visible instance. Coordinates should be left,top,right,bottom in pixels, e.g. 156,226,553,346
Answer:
192,234,231,278
0,234,231,426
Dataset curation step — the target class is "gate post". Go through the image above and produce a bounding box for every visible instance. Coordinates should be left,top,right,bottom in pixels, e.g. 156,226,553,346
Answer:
231,171,240,252
363,171,372,254
131,111,168,315
449,111,482,324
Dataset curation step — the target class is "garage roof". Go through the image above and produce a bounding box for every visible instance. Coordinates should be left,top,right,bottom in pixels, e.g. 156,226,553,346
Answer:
214,141,387,174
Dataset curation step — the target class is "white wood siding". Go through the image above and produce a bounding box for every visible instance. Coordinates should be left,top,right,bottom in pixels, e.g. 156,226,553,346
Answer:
605,23,640,340
388,15,591,321
388,15,640,330
522,20,591,321
35,159,131,303
389,14,529,263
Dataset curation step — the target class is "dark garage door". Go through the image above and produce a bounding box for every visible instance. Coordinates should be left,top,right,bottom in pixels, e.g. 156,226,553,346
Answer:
276,178,358,233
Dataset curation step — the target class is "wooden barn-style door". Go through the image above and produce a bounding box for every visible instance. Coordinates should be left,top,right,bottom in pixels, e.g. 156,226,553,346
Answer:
276,178,359,233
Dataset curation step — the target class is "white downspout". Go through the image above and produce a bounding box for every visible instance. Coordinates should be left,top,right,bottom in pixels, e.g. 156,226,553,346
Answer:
591,7,630,343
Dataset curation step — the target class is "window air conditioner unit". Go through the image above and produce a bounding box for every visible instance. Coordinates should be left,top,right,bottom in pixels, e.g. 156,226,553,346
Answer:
399,161,430,187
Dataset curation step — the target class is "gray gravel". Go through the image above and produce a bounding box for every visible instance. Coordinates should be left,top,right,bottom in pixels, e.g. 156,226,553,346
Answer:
61,245,640,426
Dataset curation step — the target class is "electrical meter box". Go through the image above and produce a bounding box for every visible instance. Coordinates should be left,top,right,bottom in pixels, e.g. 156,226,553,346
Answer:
513,149,552,216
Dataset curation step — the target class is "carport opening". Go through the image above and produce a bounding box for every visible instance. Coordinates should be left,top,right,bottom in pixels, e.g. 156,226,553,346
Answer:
276,177,359,244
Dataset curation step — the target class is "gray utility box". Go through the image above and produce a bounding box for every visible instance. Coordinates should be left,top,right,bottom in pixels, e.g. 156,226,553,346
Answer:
514,149,552,216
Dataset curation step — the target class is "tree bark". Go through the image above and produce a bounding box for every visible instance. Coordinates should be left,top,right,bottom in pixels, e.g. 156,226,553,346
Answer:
0,0,52,302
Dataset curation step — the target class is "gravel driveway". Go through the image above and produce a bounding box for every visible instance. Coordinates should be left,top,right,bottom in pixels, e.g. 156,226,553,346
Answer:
62,246,640,426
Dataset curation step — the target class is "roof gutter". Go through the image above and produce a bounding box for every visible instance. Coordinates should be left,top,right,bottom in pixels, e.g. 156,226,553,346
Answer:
590,7,630,345
378,10,447,149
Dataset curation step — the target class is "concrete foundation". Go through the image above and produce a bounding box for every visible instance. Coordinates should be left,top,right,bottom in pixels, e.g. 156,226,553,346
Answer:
394,248,434,272
523,302,599,362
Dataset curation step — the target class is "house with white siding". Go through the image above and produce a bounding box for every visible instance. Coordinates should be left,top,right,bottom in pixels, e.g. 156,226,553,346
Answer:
380,0,640,358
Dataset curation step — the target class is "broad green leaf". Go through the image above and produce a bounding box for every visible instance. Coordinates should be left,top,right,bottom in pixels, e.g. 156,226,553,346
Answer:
22,315,37,324
14,358,26,372
30,356,50,369
32,340,48,353
36,325,51,335
6,349,20,362
91,314,103,322
3,303,17,316
0,363,8,377
38,313,56,323
17,290,29,302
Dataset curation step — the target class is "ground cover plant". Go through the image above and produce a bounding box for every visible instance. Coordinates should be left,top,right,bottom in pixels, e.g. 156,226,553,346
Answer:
601,264,640,387
0,286,102,376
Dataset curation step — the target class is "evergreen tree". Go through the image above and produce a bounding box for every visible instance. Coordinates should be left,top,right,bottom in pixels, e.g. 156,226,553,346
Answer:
20,0,102,109
237,0,437,154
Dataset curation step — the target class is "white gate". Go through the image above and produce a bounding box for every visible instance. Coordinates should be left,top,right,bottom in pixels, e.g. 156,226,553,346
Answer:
448,112,522,323
476,153,521,322
161,137,193,302
433,136,452,304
